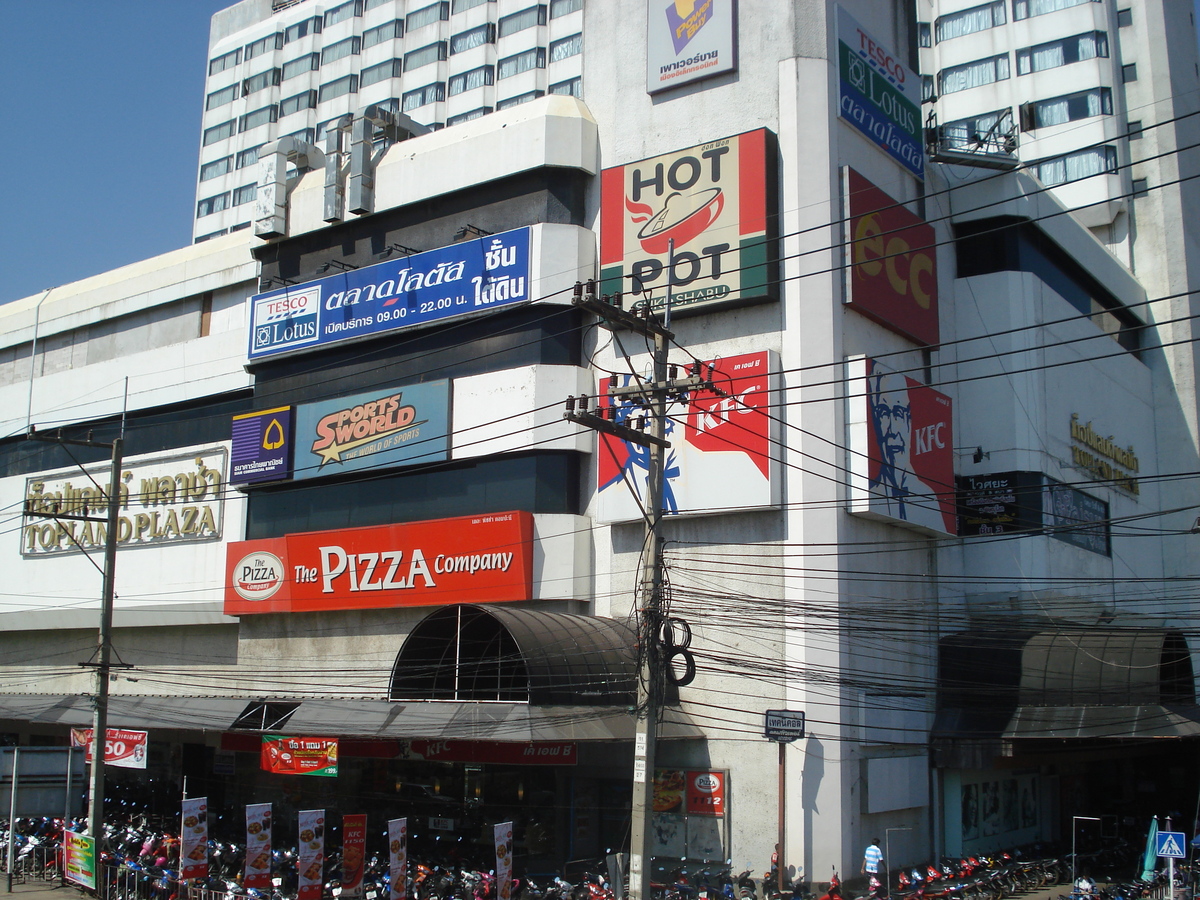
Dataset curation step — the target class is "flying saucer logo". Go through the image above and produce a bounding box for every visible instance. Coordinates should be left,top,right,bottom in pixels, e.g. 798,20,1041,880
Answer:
233,551,285,601
626,188,725,255
665,0,712,54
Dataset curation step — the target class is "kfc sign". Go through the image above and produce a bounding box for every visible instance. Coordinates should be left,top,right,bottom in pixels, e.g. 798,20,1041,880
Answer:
224,512,534,615
845,168,938,345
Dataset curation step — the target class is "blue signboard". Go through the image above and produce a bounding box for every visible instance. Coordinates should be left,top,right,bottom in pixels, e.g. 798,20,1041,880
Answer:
231,406,294,485
247,228,531,362
1157,831,1186,859
292,381,450,480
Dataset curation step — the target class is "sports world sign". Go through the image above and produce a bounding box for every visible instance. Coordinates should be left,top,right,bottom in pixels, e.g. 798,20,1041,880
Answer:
837,7,924,180
247,228,530,362
600,129,777,315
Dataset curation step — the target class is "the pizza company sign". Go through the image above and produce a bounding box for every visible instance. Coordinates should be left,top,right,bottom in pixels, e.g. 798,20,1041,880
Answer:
224,512,534,615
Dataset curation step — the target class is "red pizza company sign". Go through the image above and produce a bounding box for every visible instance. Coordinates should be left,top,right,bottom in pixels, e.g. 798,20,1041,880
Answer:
224,511,534,615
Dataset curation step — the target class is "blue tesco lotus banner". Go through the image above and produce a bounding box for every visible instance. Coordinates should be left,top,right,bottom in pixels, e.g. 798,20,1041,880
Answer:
247,228,531,362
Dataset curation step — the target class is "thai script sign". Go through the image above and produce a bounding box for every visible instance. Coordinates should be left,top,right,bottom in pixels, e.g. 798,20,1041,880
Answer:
298,810,325,900
844,168,938,344
388,819,408,900
342,814,367,898
1069,413,1139,497
70,727,149,769
494,823,513,900
224,511,534,615
231,406,294,484
247,228,530,361
601,129,777,316
64,831,96,890
180,797,209,881
244,803,273,889
22,447,226,557
398,740,578,766
261,736,339,777
646,0,737,93
293,381,449,480
956,471,1043,537
1044,477,1109,556
837,7,924,179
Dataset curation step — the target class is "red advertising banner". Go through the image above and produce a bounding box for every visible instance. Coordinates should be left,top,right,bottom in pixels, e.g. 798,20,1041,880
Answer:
845,168,939,345
399,740,577,766
244,803,273,889
180,797,209,880
298,810,326,900
224,511,534,615
70,727,149,769
685,771,726,817
388,818,408,900
494,822,513,900
342,814,367,899
261,736,339,777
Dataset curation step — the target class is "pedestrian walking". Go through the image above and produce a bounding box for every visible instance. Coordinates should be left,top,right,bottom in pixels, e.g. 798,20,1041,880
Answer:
862,838,883,878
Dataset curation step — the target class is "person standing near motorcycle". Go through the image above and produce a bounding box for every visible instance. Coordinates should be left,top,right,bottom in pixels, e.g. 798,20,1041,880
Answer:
862,840,883,880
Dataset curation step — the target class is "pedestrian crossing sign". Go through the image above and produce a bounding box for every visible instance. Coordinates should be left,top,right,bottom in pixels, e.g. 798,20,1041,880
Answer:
1157,831,1187,858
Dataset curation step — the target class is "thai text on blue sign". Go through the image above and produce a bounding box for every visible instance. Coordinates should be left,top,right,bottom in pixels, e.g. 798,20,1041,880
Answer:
836,7,924,180
247,228,531,361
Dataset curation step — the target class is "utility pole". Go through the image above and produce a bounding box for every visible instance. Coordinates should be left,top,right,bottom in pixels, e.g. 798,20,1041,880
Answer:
24,430,123,842
565,282,709,900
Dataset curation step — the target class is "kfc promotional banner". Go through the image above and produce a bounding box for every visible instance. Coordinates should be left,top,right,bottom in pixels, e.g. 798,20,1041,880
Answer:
225,511,534,615
844,168,939,345
388,818,408,900
261,736,339,777
298,810,326,900
846,356,955,534
70,727,149,769
342,814,367,899
180,797,209,880
494,822,513,900
244,803,273,889
596,351,780,523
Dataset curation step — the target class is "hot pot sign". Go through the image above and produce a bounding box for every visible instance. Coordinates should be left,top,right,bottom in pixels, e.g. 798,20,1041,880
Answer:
223,511,534,615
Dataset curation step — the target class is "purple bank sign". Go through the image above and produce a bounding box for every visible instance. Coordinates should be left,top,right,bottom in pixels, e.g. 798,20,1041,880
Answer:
247,227,531,362
231,406,294,485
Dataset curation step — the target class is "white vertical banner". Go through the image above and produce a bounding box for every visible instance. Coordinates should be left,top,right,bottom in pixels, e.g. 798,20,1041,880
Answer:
298,809,326,900
494,822,513,900
388,818,408,900
244,802,273,889
180,797,209,881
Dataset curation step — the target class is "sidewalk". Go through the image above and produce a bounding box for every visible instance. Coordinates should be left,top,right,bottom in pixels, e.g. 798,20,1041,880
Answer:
2,878,88,897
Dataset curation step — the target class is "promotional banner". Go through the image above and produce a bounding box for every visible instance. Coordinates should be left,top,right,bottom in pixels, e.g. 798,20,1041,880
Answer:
836,6,924,179
388,818,408,900
231,406,294,484
224,511,534,615
596,351,780,523
846,357,955,534
244,803,273,889
844,168,938,345
298,810,326,900
180,797,209,881
494,822,513,900
398,740,578,766
292,381,450,480
342,814,368,899
247,228,531,361
64,831,96,890
261,736,339,777
600,129,777,315
684,771,727,817
646,0,737,93
70,727,149,769
957,471,1044,537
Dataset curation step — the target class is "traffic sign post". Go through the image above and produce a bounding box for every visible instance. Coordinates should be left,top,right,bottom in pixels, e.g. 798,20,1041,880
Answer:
1157,826,1187,898
764,711,805,893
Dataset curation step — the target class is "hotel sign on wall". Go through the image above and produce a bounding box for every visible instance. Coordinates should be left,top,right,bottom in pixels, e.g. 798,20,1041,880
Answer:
224,511,534,615
600,129,777,315
646,0,737,93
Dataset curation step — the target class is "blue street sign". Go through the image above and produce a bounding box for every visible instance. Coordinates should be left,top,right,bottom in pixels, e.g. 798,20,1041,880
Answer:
1156,831,1186,858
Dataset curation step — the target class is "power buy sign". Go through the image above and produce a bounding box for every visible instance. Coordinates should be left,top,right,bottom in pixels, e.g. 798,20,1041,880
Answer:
836,6,924,180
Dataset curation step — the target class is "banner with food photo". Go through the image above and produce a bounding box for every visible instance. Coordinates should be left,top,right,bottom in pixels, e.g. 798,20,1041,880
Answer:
342,813,367,899
388,818,408,900
244,803,273,889
298,809,326,900
260,735,339,776
494,822,513,900
180,797,209,880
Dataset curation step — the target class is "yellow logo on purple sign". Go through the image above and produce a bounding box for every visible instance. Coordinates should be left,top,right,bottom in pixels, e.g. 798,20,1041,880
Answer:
665,0,713,53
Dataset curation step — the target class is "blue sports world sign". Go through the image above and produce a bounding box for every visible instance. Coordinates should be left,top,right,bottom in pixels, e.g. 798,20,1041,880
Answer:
247,227,531,362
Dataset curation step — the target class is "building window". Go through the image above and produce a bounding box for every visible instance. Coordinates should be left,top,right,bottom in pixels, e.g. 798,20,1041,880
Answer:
1123,63,1138,82
447,106,492,125
1021,88,1111,129
280,89,318,116
284,17,322,43
1034,145,1117,186
240,105,278,132
940,109,1010,149
245,33,283,60
1131,177,1149,197
324,0,363,28
450,23,495,54
448,65,494,94
209,48,242,75
1128,119,1143,139
1117,7,1133,26
404,42,448,71
402,82,446,111
287,127,317,144
195,228,228,243
549,32,581,62
1012,0,1098,19
243,68,282,95
199,156,233,181
283,53,320,80
499,5,547,37
496,89,544,109
548,76,581,96
922,74,935,101
1017,32,1108,74
935,1,1005,42
229,221,251,233
203,119,237,146
322,36,361,64
497,47,545,78
237,145,263,168
206,83,240,110
364,19,403,48
452,0,491,11
361,59,403,87
233,183,258,207
917,22,931,47
407,1,450,31
549,0,581,16
365,0,392,8
938,54,1010,93
319,74,359,101
197,192,231,217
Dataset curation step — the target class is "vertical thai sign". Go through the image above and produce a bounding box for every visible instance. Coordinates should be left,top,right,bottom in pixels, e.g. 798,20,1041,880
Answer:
836,7,924,179
388,818,408,900
600,129,777,316
244,803,273,889
231,406,294,484
64,831,96,890
298,809,326,900
342,814,367,899
180,797,209,881
646,0,737,93
494,822,513,900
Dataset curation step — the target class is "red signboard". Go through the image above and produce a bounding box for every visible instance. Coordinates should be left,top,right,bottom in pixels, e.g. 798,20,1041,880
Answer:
845,168,939,345
685,770,726,817
71,727,149,769
224,511,534,615
342,814,367,899
261,736,339,777
400,740,577,765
